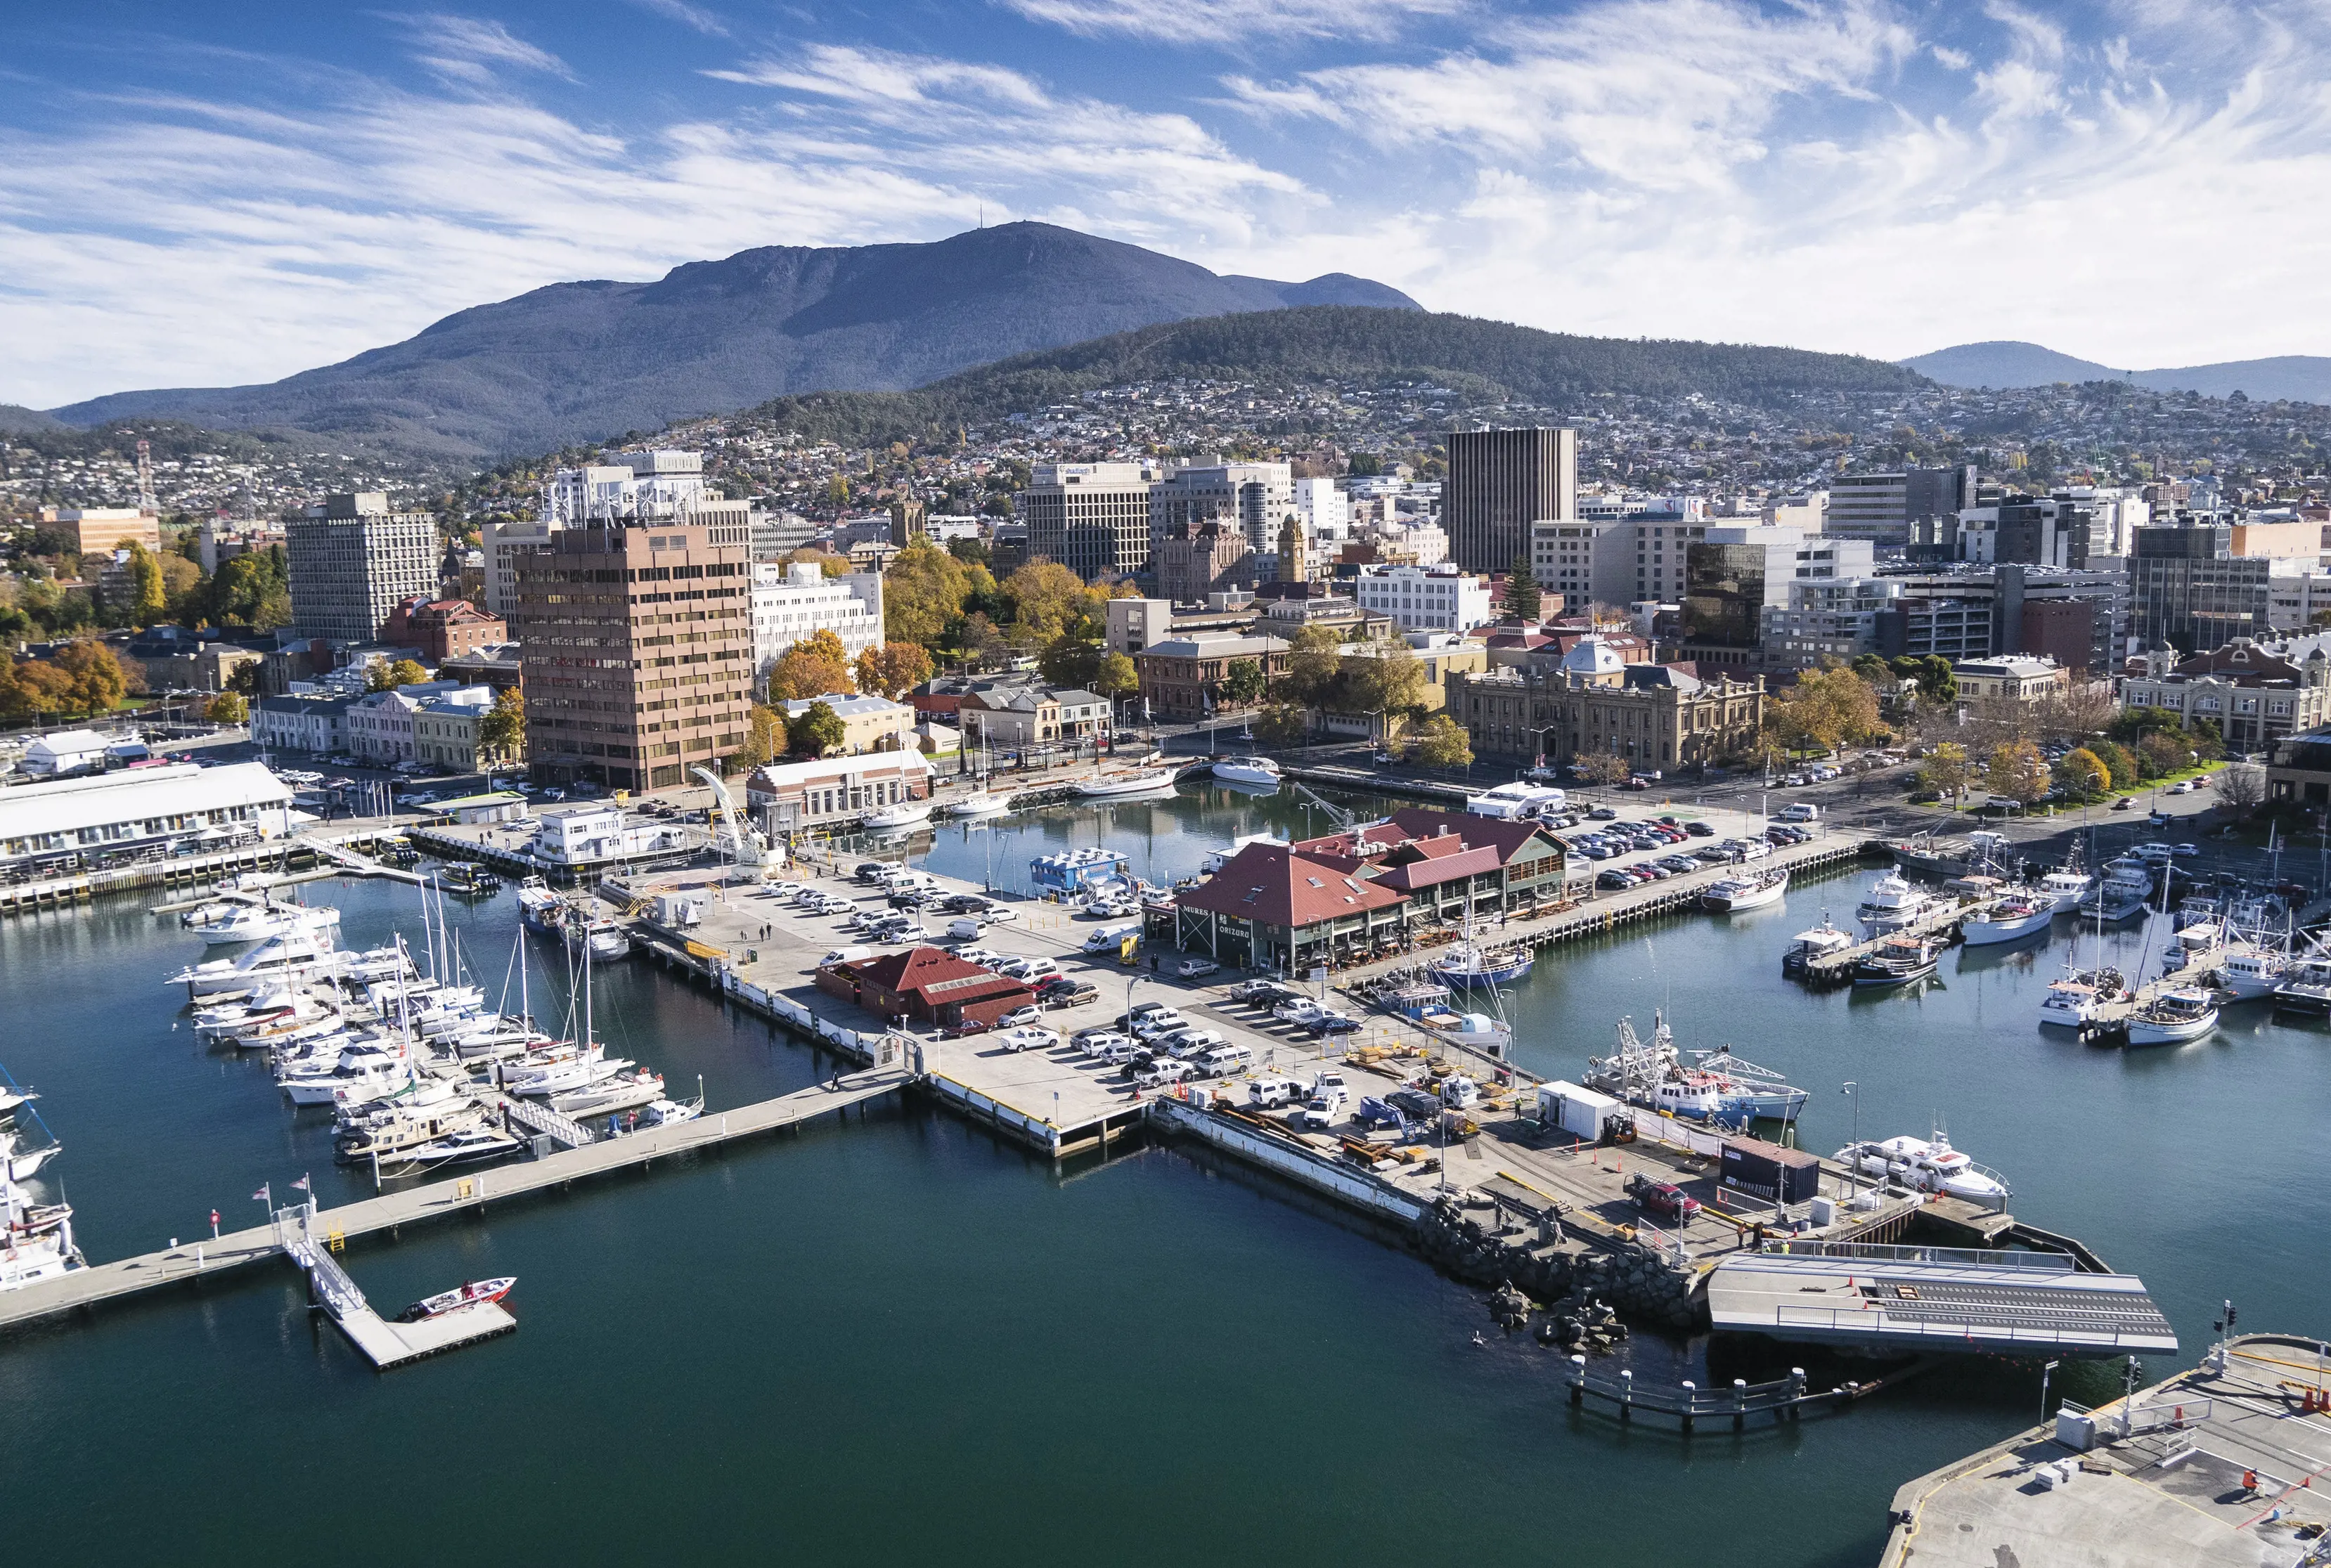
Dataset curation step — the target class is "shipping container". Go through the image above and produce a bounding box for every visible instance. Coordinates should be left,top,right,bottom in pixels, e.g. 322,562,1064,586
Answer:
1719,1135,1821,1205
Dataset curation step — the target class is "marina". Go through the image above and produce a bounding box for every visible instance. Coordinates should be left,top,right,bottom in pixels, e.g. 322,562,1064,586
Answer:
1,772,2326,1566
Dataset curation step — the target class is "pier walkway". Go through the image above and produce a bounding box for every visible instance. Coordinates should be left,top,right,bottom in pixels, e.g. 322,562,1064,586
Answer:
0,1069,908,1335
279,1205,515,1370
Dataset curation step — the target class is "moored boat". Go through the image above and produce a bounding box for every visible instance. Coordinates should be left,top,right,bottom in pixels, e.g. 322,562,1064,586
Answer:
1211,756,1284,789
1783,916,1854,976
2123,985,2219,1046
393,1276,515,1322
945,789,1013,819
1074,767,1180,801
2038,967,2126,1028
1852,935,1939,987
1834,1132,2010,1203
1703,867,1788,912
1856,872,1935,937
1430,942,1533,987
863,800,935,831
1960,892,2055,947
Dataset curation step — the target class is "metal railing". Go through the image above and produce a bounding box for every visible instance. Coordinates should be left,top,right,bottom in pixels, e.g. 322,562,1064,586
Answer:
1770,1303,2162,1348
1757,1238,2076,1271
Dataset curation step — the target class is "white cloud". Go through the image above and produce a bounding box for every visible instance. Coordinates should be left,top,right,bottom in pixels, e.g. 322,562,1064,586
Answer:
998,0,1465,44
394,15,577,87
624,0,728,36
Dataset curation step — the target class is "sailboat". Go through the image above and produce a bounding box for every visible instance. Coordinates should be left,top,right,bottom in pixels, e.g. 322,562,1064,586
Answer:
2122,851,2218,1047
1431,898,1533,987
2039,863,2128,1028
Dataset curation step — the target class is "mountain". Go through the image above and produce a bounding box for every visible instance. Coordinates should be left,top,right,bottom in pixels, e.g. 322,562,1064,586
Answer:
1898,341,2122,387
0,404,66,435
738,304,1931,448
1904,339,2331,403
45,223,1419,459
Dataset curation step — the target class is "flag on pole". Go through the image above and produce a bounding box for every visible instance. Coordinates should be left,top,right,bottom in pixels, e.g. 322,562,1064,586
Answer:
290,1174,309,1193
251,1183,271,1205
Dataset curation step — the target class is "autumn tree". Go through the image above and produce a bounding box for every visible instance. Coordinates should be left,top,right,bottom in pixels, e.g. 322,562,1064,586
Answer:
1002,560,1093,643
2136,731,2190,779
1918,740,1972,804
366,657,429,693
728,704,786,773
51,638,129,715
159,553,205,623
882,542,976,647
124,541,166,625
786,699,848,758
1769,665,1887,753
1345,642,1427,741
2055,746,2110,801
477,687,526,761
1573,751,1632,786
1412,713,1473,770
783,548,853,581
205,690,250,726
855,640,935,700
767,628,855,702
1985,739,2052,807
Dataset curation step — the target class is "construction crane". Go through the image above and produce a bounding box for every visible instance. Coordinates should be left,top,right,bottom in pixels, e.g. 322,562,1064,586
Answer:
1289,779,1357,831
690,766,782,879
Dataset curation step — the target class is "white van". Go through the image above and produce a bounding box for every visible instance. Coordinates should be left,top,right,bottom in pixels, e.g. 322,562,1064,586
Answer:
819,945,872,967
1133,1058,1193,1089
1776,803,1821,823
889,869,940,893
1081,924,1141,954
945,917,983,942
1247,1076,1305,1108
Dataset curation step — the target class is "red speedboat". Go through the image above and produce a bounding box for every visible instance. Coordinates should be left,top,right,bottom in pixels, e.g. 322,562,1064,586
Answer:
394,1276,515,1322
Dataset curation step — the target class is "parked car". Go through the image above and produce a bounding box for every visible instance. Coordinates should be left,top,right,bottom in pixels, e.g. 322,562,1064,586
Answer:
1175,958,1220,979
939,1017,991,1039
995,1005,1045,1029
1298,1089,1348,1128
1596,869,1633,890
997,1025,1061,1053
1040,983,1099,1010
1132,1058,1192,1089
1627,1174,1700,1221
1588,806,1619,821
1307,1012,1362,1036
1273,999,1326,1025
1077,1028,1134,1053
1684,821,1715,837
1247,1077,1306,1109
1132,1010,1190,1041
1087,1039,1145,1066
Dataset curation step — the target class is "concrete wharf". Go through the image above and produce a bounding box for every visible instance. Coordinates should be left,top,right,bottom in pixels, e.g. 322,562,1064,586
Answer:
1880,1334,2331,1568
0,1070,906,1337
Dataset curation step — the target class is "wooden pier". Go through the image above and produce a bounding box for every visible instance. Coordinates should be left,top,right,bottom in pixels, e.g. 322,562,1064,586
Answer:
0,1069,909,1337
1795,894,2000,988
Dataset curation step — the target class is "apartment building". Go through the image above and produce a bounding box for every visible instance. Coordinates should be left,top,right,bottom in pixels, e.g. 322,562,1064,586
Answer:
1828,467,1977,548
1445,427,1575,573
512,524,753,791
749,562,884,678
1104,597,1173,657
1350,564,1494,633
285,493,439,644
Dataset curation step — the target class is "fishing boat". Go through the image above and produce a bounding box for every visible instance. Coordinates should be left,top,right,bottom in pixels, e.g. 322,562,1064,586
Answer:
1682,1048,1809,1121
946,789,1013,819
1431,942,1533,987
2272,954,2331,1014
1074,767,1180,801
1833,1132,2010,1203
1782,915,1854,976
1851,935,1939,987
1959,890,2056,946
1583,1016,1805,1125
2035,854,2094,913
2124,985,2219,1046
1211,756,1284,790
1855,872,1935,936
561,913,631,964
516,876,562,933
863,800,935,831
2096,858,2156,921
392,1276,515,1323
1702,867,1788,912
2219,947,2288,1002
438,863,502,895
2037,968,2126,1028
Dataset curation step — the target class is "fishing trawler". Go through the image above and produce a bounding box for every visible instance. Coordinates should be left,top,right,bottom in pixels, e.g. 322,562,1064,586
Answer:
1702,867,1788,912
1783,914,1854,976
1855,872,1936,936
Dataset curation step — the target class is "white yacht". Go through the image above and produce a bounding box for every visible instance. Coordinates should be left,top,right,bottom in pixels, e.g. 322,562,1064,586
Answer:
1464,780,1565,819
2035,861,2094,914
1960,891,2056,946
2124,986,2219,1047
1834,1132,2010,1203
1212,756,1284,790
1702,867,1788,912
862,800,934,831
198,902,341,948
167,931,339,998
1076,767,1181,801
1855,872,1935,936
0,1126,60,1184
946,789,1014,819
2037,968,2124,1028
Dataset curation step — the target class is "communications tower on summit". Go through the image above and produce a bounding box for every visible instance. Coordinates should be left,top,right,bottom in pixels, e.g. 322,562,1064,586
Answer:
134,439,157,514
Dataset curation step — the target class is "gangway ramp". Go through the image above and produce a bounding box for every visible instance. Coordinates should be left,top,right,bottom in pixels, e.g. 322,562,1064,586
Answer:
278,1204,513,1371
1709,1242,2178,1357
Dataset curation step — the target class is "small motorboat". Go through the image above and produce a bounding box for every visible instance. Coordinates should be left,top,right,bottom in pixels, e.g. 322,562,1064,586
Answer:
1782,916,1853,976
1835,1132,2010,1203
393,1276,515,1323
1211,756,1283,790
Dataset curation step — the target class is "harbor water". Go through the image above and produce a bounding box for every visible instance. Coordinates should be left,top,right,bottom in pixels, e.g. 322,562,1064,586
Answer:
4,784,2327,1567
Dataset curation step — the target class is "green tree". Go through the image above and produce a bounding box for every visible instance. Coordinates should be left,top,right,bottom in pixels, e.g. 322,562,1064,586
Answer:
1892,654,1956,704
787,699,848,758
2188,716,2224,761
1092,651,1139,703
1502,557,1542,622
1345,642,1428,741
124,542,167,625
1037,633,1102,691
477,687,526,761
1249,702,1310,748
2110,704,2185,744
767,628,855,702
1412,713,1473,770
1281,623,1343,706
1220,659,1267,706
883,542,974,647
205,690,250,726
206,549,291,632
1850,653,1894,688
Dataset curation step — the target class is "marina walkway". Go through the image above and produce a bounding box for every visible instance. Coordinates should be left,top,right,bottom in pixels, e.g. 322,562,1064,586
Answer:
0,1070,908,1335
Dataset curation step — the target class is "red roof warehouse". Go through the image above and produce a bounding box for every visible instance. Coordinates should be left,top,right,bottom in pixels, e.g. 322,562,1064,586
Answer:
818,945,1035,1029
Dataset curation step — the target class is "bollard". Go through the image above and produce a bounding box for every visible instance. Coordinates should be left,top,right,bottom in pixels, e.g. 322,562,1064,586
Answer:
1788,1367,1806,1420
1569,1354,1587,1405
1680,1379,1696,1434
1734,1378,1749,1431
1620,1368,1633,1419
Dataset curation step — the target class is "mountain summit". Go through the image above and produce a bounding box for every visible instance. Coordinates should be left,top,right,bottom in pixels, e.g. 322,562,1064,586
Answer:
1903,339,2331,403
49,222,1420,457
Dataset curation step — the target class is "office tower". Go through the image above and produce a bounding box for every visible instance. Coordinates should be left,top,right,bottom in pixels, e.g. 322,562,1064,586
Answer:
512,523,752,791
1445,428,1574,573
285,492,439,643
1016,462,1156,579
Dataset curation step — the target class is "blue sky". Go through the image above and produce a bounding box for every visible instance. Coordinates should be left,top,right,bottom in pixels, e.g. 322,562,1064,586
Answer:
4,0,2327,407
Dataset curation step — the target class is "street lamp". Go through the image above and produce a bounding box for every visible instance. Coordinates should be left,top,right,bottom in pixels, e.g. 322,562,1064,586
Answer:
1842,1081,1860,1202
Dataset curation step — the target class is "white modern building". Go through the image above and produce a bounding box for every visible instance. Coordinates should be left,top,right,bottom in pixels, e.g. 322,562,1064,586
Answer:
1761,578,1903,664
1294,477,1350,554
749,562,885,677
1351,564,1494,633
18,730,112,777
528,803,692,869
0,763,294,872
543,451,709,526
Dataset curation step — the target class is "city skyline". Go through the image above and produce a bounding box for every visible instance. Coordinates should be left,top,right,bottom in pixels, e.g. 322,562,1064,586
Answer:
6,1,2330,408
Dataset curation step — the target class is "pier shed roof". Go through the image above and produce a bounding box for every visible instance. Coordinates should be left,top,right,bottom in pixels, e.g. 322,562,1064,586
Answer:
1175,842,1407,929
